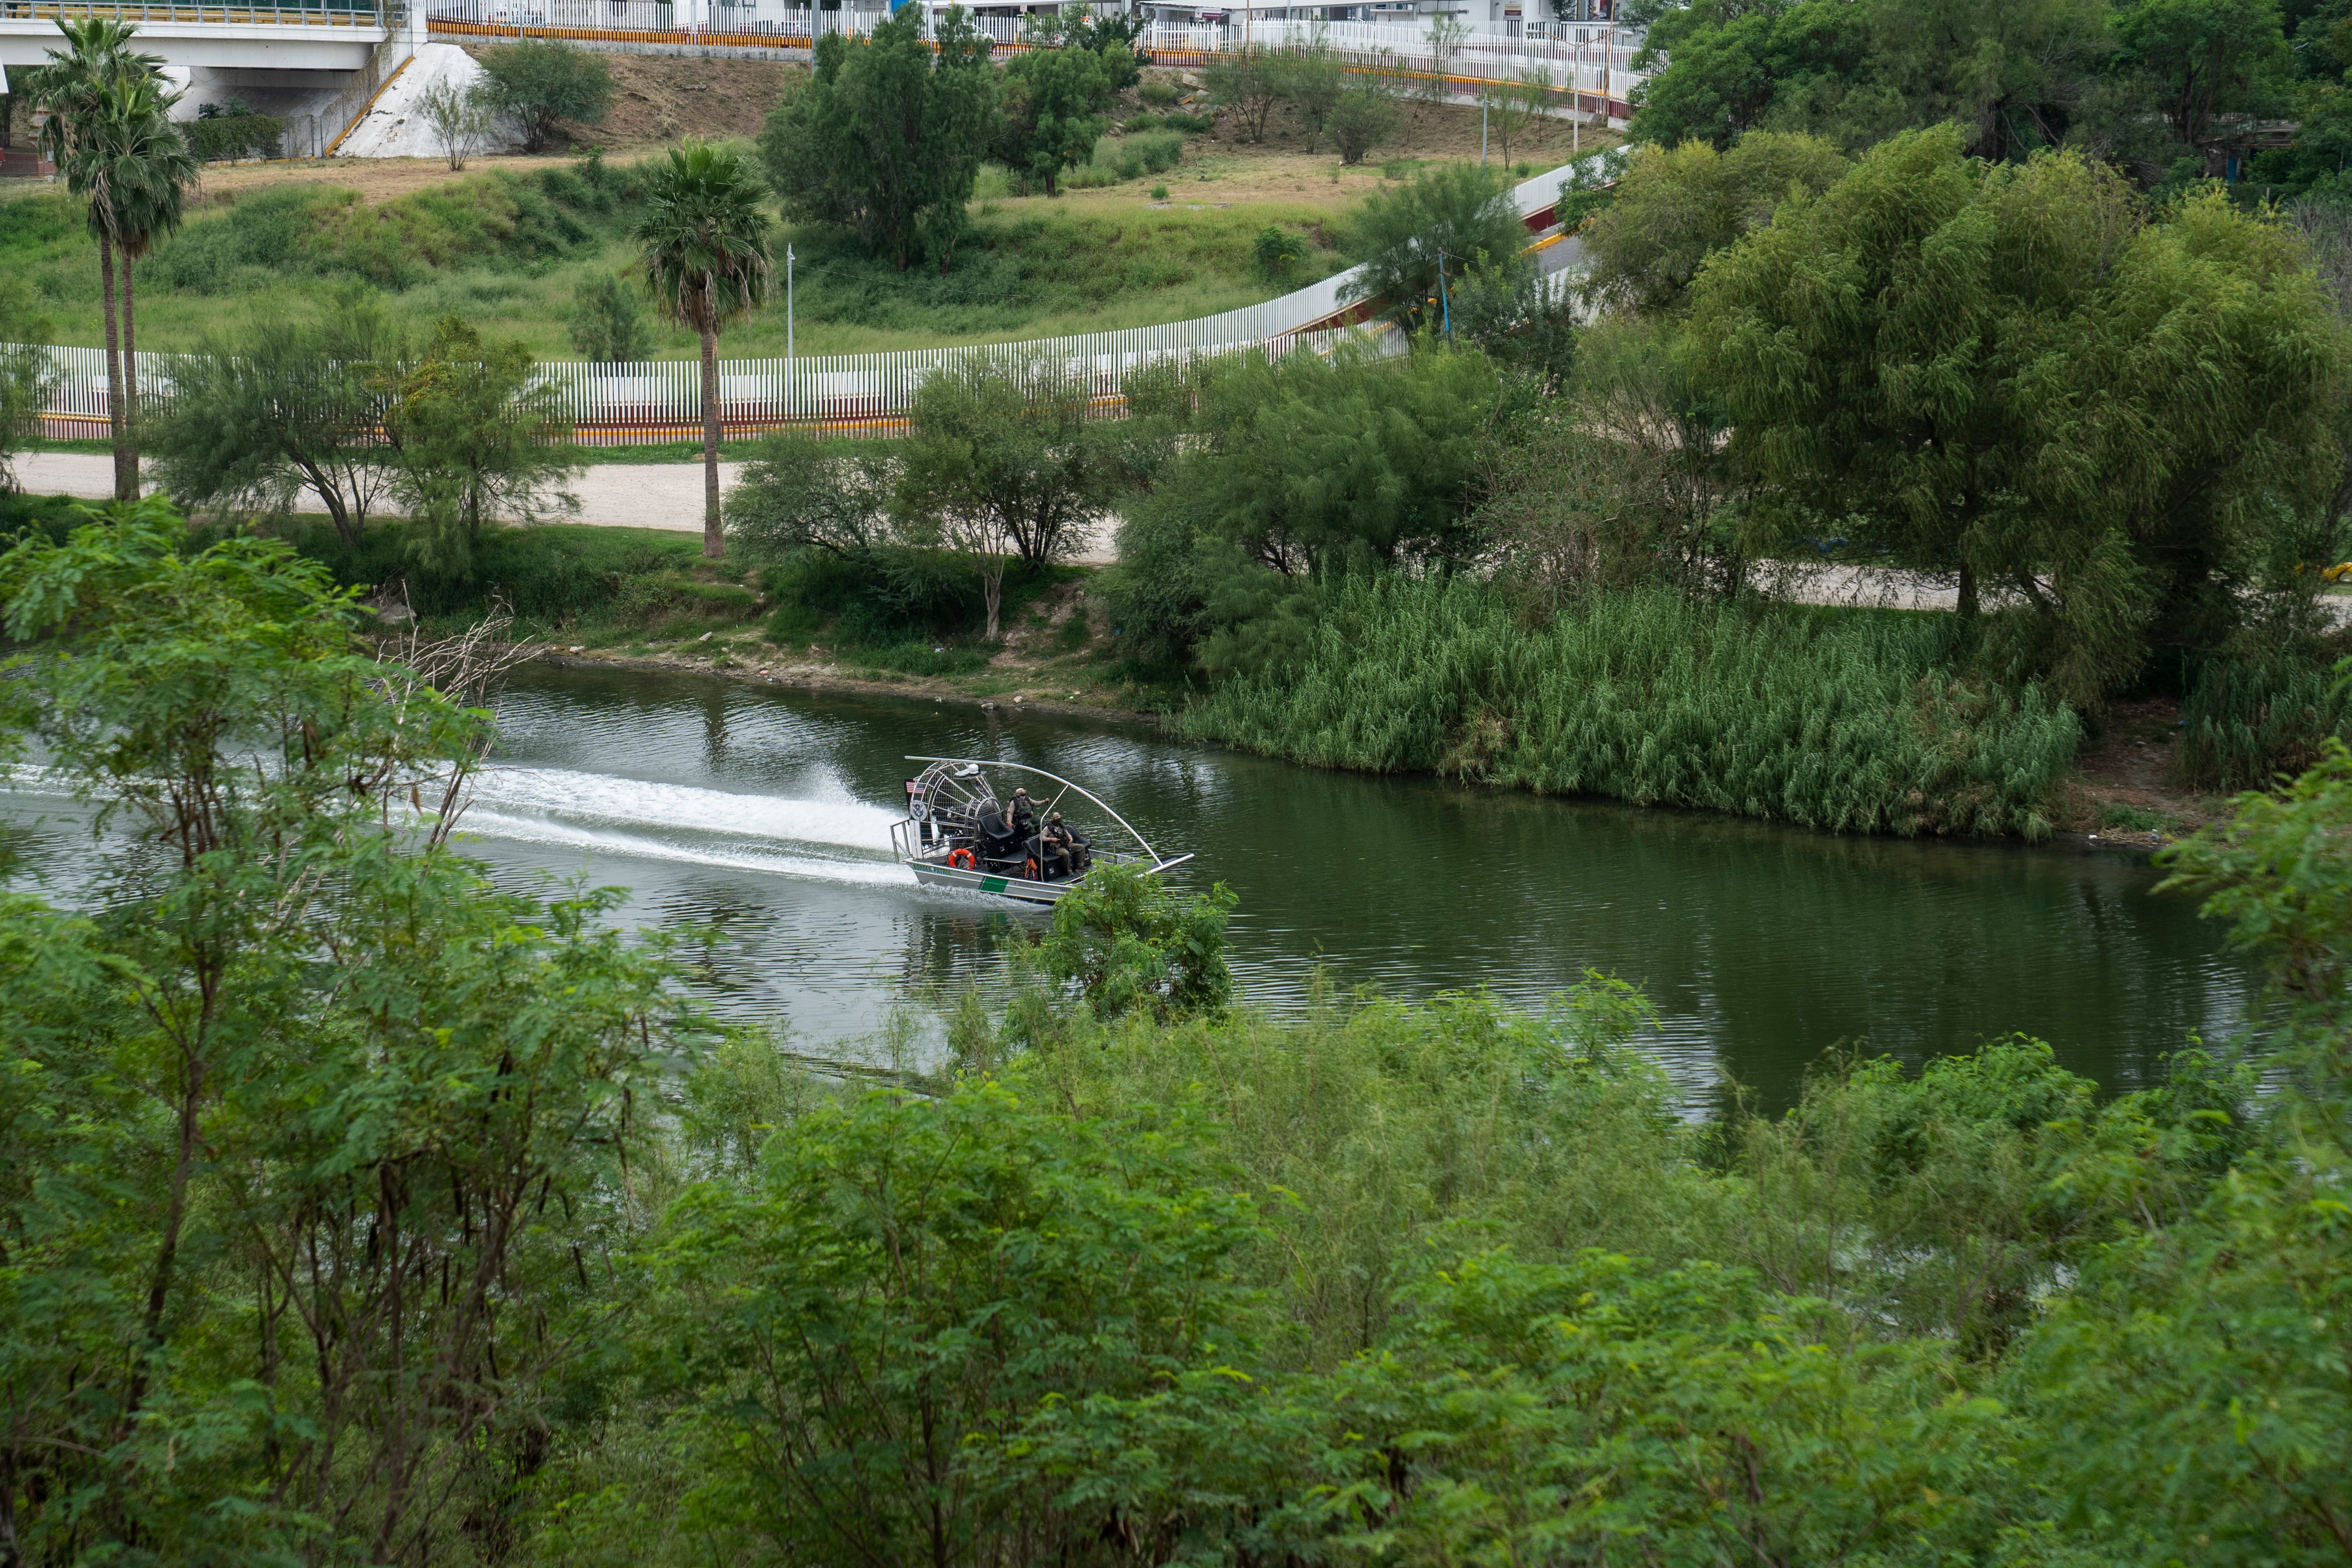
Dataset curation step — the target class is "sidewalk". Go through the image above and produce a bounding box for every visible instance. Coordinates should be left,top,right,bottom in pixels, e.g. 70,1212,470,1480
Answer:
18,451,730,533
16,451,1123,561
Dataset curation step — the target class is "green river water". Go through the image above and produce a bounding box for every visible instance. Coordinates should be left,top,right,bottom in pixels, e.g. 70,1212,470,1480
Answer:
1,661,2256,1108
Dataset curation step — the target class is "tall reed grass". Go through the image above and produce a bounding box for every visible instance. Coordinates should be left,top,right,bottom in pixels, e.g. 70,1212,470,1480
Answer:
2178,652,2350,790
1183,576,2079,837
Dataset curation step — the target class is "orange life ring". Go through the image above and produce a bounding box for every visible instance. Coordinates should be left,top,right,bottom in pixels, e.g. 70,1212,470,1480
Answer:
947,848,975,870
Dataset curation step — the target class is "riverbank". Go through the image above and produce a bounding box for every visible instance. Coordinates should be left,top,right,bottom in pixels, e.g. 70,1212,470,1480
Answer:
0,494,2233,841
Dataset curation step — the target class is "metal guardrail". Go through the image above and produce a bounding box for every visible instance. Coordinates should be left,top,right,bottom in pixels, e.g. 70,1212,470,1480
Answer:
0,0,384,24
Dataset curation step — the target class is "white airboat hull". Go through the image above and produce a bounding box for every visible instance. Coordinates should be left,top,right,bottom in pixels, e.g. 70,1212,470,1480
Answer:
906,860,1087,904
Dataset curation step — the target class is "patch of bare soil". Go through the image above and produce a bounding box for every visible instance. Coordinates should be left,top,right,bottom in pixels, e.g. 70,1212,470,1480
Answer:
461,48,805,149
2057,695,2225,843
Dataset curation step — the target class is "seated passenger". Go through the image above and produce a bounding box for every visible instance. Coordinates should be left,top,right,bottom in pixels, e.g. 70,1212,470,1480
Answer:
1041,812,1089,879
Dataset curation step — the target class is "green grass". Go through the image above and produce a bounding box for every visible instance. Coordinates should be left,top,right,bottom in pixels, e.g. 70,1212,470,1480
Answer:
1184,575,2081,838
2,155,1345,360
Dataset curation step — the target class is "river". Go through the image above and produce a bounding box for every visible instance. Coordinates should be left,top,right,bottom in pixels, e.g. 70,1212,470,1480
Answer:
2,661,2256,1108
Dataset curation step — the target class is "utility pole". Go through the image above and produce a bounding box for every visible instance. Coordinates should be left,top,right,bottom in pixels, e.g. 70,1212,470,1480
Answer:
1480,92,1488,167
786,243,795,425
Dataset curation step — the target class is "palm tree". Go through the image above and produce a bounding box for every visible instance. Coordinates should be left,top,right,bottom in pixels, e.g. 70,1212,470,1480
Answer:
32,18,165,501
633,140,773,559
73,73,197,496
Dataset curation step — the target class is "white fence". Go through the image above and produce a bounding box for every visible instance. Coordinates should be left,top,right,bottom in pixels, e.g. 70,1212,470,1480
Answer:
420,0,1644,104
27,158,1586,442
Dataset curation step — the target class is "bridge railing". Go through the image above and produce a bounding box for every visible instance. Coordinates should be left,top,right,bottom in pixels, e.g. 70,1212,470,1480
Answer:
0,0,385,25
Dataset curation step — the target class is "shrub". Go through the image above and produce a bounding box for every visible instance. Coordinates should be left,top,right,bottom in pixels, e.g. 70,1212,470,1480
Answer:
475,39,613,153
1253,223,1307,279
1184,575,2079,837
183,111,283,163
1327,85,1398,165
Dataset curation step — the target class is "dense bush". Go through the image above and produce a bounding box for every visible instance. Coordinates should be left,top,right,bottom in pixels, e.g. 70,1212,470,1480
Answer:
1186,575,2079,837
475,38,613,152
183,110,283,162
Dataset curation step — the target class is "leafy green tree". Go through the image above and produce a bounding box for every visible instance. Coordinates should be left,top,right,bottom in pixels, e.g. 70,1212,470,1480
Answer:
2114,0,2294,148
759,7,997,273
1481,317,1746,601
635,139,773,560
896,352,1124,634
1341,163,1529,337
1578,129,1849,316
0,497,706,1563
0,279,52,495
1023,4,1148,92
385,315,581,574
1178,344,1505,580
659,1080,1263,1568
476,37,612,153
569,268,652,363
1629,0,2108,161
1033,861,1237,1022
995,41,1113,194
1628,0,1872,149
1690,128,2350,707
152,293,403,547
1203,43,1285,143
2005,746,2352,1568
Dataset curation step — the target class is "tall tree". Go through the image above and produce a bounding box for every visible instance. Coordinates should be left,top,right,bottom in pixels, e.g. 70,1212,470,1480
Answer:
897,352,1120,636
995,41,1113,195
2114,0,2294,148
634,140,773,560
1691,127,2350,706
759,6,997,273
72,72,195,497
29,17,161,502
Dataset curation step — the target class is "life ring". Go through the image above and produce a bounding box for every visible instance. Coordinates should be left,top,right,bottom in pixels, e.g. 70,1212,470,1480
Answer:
947,848,975,870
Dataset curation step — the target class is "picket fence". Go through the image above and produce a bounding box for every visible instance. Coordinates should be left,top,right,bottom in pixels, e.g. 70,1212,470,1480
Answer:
27,158,1585,443
421,0,1643,107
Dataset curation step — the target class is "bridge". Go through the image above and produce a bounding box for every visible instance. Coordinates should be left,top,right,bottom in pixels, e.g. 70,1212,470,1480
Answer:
2,0,422,160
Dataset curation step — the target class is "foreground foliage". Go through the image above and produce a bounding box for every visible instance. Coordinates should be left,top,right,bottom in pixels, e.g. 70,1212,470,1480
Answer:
4,501,2350,1567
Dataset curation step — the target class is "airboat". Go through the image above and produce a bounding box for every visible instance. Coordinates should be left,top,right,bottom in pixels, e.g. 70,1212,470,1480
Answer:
890,756,1192,905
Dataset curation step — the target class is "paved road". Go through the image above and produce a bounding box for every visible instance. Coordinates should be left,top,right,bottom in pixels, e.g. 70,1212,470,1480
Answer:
17,451,1127,560
18,451,734,532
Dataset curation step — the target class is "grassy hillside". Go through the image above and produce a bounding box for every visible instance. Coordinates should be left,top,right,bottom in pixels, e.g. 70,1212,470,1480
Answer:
1,67,1605,360
0,145,1351,359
